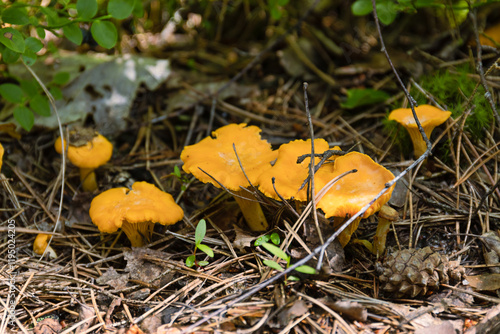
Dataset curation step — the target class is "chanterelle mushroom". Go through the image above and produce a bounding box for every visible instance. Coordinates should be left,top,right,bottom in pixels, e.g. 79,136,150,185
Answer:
33,234,57,259
315,152,395,247
388,105,451,158
0,142,3,172
181,123,277,232
257,139,330,201
55,128,113,192
89,181,184,247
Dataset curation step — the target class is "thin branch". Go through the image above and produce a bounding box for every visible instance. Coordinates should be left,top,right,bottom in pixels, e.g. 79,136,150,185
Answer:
371,0,431,157
469,8,500,133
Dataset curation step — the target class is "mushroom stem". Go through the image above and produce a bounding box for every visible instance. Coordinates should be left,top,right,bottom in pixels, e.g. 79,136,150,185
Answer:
121,221,155,247
333,216,362,247
80,168,98,192
372,205,399,257
407,130,429,158
233,190,268,232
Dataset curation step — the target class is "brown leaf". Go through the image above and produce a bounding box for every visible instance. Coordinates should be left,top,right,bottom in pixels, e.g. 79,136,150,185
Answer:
277,299,309,326
33,317,62,334
75,304,95,333
326,300,367,322
466,274,500,291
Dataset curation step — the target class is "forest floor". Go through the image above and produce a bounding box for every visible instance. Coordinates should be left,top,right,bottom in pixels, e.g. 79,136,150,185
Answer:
2,1,500,334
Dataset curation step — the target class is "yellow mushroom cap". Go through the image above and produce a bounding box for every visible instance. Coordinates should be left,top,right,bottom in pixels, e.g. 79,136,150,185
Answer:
257,139,330,201
33,234,50,255
54,132,113,169
89,181,184,234
316,152,395,219
388,105,451,158
0,142,3,172
479,22,500,47
180,123,277,190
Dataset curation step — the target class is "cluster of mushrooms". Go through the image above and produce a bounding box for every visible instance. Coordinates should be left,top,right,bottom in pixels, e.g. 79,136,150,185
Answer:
30,104,451,255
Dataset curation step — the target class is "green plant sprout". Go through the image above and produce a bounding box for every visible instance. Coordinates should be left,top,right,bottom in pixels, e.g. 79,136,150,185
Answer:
185,219,214,268
255,236,316,281
169,165,191,191
254,232,281,246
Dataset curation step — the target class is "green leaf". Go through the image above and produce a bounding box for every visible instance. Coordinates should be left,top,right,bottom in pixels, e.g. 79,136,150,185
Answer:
52,72,71,85
49,86,63,100
173,165,181,178
14,106,34,131
195,219,206,245
261,242,289,262
0,28,25,53
185,255,195,267
39,7,61,26
77,0,98,19
254,235,270,247
108,0,135,19
1,47,21,64
0,83,24,103
270,233,280,245
63,23,83,45
2,6,30,25
30,94,51,116
263,259,284,271
25,37,44,53
287,275,300,281
132,0,144,17
36,27,46,39
22,49,37,66
20,79,39,97
197,244,214,258
377,1,398,25
340,89,390,109
90,21,117,49
197,260,209,266
295,265,317,275
351,0,373,16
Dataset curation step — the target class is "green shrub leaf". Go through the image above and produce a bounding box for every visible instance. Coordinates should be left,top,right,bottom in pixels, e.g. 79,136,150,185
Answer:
20,79,39,97
341,89,390,109
108,0,135,19
63,23,83,45
90,21,117,49
30,94,51,116
2,6,30,25
132,0,144,17
1,47,21,64
351,0,373,16
77,0,98,19
49,86,63,100
14,106,34,131
197,244,214,258
22,49,37,66
53,72,71,85
25,37,44,53
0,83,24,103
0,28,25,53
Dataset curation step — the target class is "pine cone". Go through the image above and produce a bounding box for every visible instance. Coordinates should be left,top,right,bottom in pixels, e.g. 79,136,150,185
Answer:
375,247,465,298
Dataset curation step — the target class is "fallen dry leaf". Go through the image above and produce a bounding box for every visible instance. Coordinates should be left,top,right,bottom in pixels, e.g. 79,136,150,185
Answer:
466,273,500,291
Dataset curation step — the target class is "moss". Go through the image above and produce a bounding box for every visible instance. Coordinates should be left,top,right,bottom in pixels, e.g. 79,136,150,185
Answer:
413,64,492,140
